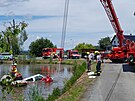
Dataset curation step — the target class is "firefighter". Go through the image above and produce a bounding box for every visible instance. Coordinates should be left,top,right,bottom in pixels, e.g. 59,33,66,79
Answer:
96,52,102,76
86,58,91,72
10,63,23,80
14,72,23,80
11,63,18,78
87,52,93,72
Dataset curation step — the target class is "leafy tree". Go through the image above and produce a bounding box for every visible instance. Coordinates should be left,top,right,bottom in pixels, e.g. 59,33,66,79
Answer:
1,19,28,55
74,43,95,53
29,37,56,57
98,37,111,50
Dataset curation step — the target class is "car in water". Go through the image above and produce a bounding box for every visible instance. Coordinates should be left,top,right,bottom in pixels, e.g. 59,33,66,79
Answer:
23,74,44,82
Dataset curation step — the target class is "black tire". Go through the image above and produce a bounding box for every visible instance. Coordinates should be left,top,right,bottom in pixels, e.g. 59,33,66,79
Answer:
111,59,123,63
128,55,134,64
122,57,128,63
111,59,118,63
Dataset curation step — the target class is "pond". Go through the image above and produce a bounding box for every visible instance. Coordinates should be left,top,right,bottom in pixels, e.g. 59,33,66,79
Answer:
0,63,73,100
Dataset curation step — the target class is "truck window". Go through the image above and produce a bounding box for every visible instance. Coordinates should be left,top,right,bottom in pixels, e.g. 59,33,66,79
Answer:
72,52,78,54
42,49,52,52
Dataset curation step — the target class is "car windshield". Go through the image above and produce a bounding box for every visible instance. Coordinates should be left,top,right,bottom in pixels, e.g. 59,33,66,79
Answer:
35,75,44,81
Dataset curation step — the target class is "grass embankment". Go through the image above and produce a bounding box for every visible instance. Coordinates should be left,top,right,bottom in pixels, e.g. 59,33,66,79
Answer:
15,56,86,65
56,61,97,101
1,54,86,65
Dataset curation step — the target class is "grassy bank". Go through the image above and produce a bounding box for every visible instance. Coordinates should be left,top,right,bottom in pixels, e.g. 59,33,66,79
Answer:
1,56,86,65
56,61,97,101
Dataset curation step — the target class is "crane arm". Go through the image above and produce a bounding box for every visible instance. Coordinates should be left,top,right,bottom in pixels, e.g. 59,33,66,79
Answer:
100,0,124,47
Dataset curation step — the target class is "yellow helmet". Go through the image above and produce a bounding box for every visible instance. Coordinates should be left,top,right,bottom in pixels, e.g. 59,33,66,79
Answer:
87,52,90,54
95,51,99,54
12,63,17,66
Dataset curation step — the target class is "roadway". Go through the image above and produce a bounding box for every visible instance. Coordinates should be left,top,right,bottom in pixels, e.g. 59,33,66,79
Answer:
80,61,135,101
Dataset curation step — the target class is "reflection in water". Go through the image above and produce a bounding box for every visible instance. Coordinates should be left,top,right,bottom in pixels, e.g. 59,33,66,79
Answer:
0,64,73,100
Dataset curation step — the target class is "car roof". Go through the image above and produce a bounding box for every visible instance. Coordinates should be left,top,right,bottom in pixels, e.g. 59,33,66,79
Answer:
23,74,44,80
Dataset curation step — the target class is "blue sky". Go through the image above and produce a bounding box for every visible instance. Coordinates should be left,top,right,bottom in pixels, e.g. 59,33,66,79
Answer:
0,0,135,50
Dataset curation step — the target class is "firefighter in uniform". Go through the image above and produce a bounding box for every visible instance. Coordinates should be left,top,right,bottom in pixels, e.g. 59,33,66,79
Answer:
96,52,102,76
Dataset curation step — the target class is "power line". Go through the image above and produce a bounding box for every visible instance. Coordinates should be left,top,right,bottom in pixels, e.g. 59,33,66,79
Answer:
61,0,70,48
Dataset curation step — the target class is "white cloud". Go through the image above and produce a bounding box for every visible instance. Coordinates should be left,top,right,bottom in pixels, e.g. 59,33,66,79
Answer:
0,0,29,7
0,0,135,50
0,0,135,32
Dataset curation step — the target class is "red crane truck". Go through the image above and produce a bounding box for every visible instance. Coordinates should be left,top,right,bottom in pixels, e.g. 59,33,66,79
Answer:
100,0,135,63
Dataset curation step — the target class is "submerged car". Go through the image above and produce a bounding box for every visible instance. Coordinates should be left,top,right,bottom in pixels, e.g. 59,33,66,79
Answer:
24,74,53,83
23,74,44,82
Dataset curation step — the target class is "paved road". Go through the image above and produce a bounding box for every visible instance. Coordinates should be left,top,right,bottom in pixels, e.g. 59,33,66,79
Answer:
80,62,135,101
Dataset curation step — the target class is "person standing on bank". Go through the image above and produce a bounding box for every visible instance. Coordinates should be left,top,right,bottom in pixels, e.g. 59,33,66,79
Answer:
87,52,92,72
87,58,91,72
96,52,102,75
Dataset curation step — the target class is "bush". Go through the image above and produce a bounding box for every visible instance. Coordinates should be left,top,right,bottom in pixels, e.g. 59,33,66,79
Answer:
62,62,86,94
28,85,45,101
46,87,61,101
30,56,36,64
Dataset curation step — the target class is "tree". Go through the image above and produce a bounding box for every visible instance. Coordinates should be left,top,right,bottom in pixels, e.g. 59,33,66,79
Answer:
98,37,111,50
29,37,56,57
74,43,95,53
1,19,28,55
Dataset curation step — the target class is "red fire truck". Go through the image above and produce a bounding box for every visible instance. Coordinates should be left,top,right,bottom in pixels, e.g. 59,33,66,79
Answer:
67,50,80,59
42,48,64,59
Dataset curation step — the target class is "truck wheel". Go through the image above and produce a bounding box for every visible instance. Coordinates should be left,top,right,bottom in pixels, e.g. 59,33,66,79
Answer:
111,59,117,63
128,55,134,63
123,58,128,63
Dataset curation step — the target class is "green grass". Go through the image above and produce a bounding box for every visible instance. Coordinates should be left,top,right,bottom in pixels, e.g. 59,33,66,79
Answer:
56,61,97,101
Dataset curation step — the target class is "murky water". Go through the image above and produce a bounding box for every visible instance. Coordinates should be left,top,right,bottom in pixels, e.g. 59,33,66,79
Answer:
0,63,73,100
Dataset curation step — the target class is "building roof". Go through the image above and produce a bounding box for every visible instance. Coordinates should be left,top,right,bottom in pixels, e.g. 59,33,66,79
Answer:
124,35,135,41
111,34,135,43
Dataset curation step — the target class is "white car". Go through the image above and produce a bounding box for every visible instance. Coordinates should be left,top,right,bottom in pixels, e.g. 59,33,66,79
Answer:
23,74,44,82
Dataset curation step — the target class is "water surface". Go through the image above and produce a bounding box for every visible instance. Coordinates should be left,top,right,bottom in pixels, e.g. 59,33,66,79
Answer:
0,63,73,100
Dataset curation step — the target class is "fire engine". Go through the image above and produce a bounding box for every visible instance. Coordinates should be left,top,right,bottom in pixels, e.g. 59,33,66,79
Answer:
100,0,135,63
67,50,80,59
42,48,64,59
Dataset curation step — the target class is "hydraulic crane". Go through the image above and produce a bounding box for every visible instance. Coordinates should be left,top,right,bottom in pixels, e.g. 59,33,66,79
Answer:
100,0,124,47
100,0,135,63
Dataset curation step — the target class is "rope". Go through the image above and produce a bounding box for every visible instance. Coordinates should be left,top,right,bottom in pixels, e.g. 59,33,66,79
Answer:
61,0,70,48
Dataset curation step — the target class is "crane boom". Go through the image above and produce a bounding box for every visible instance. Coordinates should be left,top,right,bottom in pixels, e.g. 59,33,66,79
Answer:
100,0,124,47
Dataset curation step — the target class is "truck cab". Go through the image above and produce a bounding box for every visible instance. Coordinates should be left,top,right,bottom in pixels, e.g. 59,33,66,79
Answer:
42,48,54,59
42,48,64,59
67,50,80,59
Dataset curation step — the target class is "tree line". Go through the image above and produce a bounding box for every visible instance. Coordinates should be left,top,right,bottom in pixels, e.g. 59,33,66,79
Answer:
0,20,111,57
28,36,111,56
